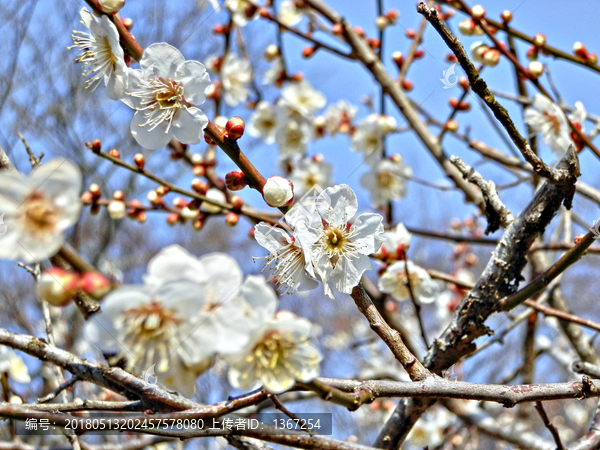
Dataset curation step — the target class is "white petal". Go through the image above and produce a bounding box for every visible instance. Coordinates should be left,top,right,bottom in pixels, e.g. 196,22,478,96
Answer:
172,107,208,146
178,60,211,105
140,43,185,80
130,111,172,150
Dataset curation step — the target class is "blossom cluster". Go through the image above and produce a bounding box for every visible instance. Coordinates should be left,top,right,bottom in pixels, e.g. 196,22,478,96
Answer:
85,245,322,395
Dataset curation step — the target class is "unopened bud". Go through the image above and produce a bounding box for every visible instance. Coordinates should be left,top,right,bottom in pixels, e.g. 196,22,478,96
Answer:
574,234,586,245
302,46,316,58
368,38,381,50
80,272,112,300
37,268,80,307
193,217,205,230
226,116,245,140
264,44,280,61
201,188,226,214
449,98,459,109
332,23,343,35
166,213,180,225
192,178,208,194
533,33,546,47
573,41,588,59
262,176,294,207
9,395,23,404
98,0,125,14
483,49,501,67
458,101,470,111
89,183,101,198
444,119,458,132
588,53,598,65
136,211,147,223
225,170,250,191
193,165,206,177
375,16,389,31
225,212,239,226
121,17,133,31
133,153,145,170
173,197,187,208
107,200,126,220
458,19,475,36
527,60,544,78
405,29,416,39
147,190,164,206
180,206,199,220
386,10,399,23
501,10,512,24
108,149,120,158
91,139,101,153
401,79,413,91
392,51,403,68
459,77,470,90
230,195,244,209
353,26,365,37
414,49,424,59
526,46,539,61
471,5,485,20
446,54,458,63
81,192,94,205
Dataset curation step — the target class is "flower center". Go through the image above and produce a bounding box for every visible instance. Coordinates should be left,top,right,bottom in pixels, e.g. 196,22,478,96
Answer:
118,300,181,372
257,239,306,294
129,77,185,133
377,171,397,189
253,331,295,371
318,223,361,262
22,193,59,235
543,111,562,136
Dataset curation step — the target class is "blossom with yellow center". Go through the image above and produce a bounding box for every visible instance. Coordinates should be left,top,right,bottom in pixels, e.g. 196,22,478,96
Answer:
226,313,322,394
524,95,575,154
378,260,439,303
0,160,82,263
360,156,412,207
69,7,128,100
124,43,211,150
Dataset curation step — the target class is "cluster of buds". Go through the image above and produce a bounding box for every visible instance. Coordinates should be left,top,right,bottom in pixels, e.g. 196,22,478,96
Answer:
449,98,470,112
375,10,399,30
37,268,112,307
573,42,598,65
526,33,549,61
471,42,501,67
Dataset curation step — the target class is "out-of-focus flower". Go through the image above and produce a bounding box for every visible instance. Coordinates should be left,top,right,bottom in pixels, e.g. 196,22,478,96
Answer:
407,407,451,448
85,245,278,396
220,53,252,107
275,116,312,159
360,156,411,207
248,101,279,144
263,58,285,86
0,160,82,263
299,184,384,298
69,7,129,100
279,1,304,27
124,43,210,150
524,94,574,154
201,188,227,214
226,312,322,393
281,80,326,117
351,114,397,157
195,0,221,12
324,100,357,135
37,268,80,306
378,260,439,303
225,0,258,26
0,346,30,384
375,222,411,260
288,156,333,197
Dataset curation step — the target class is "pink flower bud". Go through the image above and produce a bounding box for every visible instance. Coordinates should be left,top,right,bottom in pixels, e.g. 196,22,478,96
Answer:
262,176,294,208
225,117,245,140
458,19,475,36
533,33,546,47
483,49,501,67
573,42,588,59
37,268,80,307
500,10,512,24
98,0,125,14
225,170,250,191
80,272,112,300
133,153,145,170
225,212,240,226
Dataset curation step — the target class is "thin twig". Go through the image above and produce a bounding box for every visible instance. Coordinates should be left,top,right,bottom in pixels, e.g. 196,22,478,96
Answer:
534,402,565,450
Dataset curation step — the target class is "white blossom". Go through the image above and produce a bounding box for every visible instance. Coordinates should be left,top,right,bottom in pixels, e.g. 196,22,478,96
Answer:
378,260,439,304
281,80,326,117
0,346,31,383
85,245,278,396
69,7,129,100
351,114,397,158
124,43,211,150
288,156,333,197
376,222,411,260
225,0,258,26
324,100,358,135
195,0,221,12
221,53,252,107
278,1,304,27
248,101,279,144
360,156,411,206
0,160,82,263
524,95,574,154
298,184,385,298
225,312,322,394
263,176,294,207
275,116,312,159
